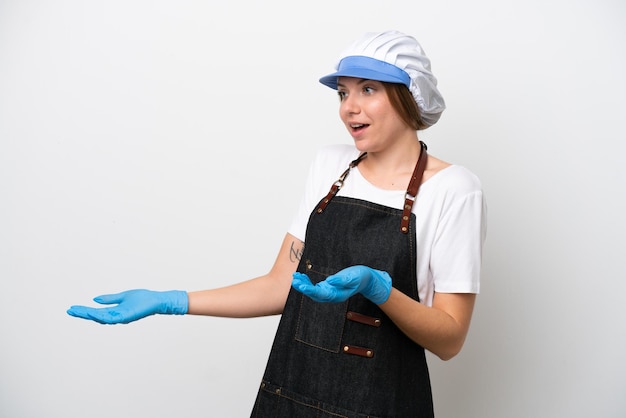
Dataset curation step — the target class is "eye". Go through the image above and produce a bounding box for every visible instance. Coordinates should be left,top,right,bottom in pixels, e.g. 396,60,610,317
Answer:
337,90,347,101
363,85,376,94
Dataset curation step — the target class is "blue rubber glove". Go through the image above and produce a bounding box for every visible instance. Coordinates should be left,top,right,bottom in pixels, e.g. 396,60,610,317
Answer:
66,289,188,324
292,265,392,305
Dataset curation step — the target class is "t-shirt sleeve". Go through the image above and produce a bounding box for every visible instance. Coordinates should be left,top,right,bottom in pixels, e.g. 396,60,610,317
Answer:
429,175,487,294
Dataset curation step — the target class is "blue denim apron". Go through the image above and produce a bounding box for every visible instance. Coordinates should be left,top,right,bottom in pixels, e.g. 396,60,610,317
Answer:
252,143,433,417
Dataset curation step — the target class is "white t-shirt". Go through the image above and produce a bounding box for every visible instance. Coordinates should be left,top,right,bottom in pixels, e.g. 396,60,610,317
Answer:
288,144,487,307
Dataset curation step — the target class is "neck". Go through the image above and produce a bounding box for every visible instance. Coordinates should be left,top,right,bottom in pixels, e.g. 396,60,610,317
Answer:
361,137,422,174
357,138,424,190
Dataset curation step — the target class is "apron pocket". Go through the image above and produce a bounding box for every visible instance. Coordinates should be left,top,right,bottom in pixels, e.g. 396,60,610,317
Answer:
294,266,347,352
254,380,370,418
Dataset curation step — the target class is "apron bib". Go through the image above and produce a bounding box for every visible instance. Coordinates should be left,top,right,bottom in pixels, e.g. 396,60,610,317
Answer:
252,143,433,418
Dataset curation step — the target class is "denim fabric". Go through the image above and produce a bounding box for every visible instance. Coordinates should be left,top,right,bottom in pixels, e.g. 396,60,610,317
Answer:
251,196,433,418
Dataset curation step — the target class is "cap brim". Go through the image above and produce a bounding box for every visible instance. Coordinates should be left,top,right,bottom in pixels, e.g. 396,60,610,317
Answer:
319,69,408,89
319,56,411,90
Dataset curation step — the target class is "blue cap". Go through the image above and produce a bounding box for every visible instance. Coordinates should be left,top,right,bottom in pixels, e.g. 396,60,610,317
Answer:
319,55,411,90
317,30,446,127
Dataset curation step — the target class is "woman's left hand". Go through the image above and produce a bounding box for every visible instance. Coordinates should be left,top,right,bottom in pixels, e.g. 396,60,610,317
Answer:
292,265,392,304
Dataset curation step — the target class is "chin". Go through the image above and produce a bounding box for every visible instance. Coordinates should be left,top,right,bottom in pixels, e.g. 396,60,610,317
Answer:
353,141,377,154
352,138,370,152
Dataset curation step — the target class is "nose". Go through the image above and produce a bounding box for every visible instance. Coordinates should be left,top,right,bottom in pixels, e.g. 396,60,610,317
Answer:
341,94,360,116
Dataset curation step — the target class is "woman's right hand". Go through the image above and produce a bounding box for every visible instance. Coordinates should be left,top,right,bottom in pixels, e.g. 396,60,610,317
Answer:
66,289,188,324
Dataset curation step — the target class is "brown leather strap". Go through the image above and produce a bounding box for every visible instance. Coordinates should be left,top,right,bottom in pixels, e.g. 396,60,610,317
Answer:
400,141,428,234
342,344,375,358
346,311,382,327
315,152,367,214
315,142,427,234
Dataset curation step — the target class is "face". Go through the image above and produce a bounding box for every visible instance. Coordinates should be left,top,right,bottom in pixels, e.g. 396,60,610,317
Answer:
336,76,413,153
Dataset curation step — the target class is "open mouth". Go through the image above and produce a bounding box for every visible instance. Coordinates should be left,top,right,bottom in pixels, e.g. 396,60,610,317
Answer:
350,123,369,132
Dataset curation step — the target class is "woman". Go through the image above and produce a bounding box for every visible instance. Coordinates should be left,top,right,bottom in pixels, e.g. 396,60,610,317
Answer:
68,30,487,417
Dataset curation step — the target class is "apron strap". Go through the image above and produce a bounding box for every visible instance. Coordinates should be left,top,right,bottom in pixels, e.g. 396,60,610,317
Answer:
315,141,428,234
401,141,428,233
315,152,367,214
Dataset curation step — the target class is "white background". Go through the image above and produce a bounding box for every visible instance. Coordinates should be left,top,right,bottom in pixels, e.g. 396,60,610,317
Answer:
1,1,625,417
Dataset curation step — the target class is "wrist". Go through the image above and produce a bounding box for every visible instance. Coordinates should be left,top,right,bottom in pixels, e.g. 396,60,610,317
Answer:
160,290,189,315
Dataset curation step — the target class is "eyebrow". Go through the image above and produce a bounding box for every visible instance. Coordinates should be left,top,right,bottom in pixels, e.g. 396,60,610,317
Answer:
336,78,370,89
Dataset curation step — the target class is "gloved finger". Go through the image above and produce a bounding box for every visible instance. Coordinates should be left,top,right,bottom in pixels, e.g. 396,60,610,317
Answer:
66,305,92,320
92,292,127,305
293,273,330,298
66,306,111,324
292,272,313,289
303,280,344,303
292,273,351,303
324,273,360,289
292,277,320,296
67,305,130,324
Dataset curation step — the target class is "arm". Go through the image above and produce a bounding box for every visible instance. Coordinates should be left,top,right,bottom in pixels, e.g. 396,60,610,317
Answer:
67,233,304,324
379,290,475,361
381,172,484,360
187,233,303,318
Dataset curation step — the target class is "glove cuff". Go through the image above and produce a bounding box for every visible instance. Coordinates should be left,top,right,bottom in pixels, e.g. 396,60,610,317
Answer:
160,290,189,315
368,269,392,305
